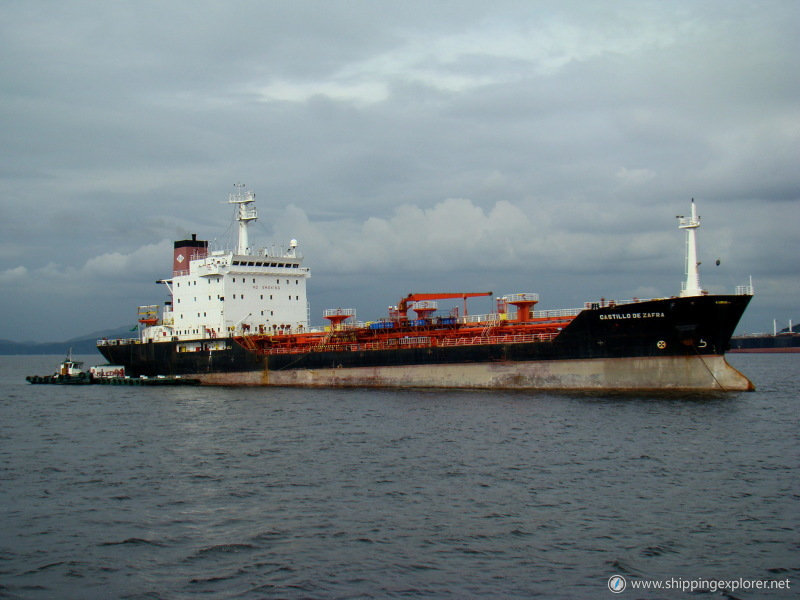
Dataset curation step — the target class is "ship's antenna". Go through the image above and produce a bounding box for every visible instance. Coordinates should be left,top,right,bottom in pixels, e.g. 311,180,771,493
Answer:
228,183,258,255
677,198,703,297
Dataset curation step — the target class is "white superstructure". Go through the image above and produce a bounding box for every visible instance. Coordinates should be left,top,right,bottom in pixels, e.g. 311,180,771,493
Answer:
139,185,310,344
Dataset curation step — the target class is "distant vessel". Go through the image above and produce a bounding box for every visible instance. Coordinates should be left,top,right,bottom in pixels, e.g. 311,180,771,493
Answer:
730,320,800,353
98,191,754,390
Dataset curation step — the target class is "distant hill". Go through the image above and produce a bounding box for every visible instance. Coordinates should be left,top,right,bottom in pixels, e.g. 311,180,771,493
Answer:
0,326,134,355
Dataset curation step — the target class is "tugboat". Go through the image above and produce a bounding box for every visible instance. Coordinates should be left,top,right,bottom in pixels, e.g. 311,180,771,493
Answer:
26,349,91,384
26,350,201,386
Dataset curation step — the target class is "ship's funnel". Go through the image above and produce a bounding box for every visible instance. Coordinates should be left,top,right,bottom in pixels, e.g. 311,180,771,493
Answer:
173,234,208,276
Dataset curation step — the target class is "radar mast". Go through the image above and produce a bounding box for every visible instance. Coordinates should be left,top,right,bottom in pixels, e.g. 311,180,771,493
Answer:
228,183,257,255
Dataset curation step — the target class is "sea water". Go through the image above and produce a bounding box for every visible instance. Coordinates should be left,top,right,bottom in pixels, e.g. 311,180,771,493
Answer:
0,354,797,599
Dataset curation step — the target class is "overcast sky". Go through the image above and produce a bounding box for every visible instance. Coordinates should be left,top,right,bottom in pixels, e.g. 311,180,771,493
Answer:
1,1,798,342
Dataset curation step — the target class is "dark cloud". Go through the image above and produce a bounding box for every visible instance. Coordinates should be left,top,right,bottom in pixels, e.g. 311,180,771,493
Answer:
1,1,798,341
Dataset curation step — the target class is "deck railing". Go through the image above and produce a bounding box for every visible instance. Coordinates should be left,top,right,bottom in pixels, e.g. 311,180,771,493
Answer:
97,338,140,346
261,331,560,355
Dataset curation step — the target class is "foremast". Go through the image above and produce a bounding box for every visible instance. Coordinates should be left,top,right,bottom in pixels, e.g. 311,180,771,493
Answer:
677,199,703,297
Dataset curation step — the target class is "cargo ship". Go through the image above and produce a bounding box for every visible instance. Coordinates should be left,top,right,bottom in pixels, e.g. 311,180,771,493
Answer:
97,189,754,390
730,321,800,353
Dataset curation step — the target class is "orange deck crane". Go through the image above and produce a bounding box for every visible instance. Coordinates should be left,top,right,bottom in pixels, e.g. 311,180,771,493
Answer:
395,292,493,320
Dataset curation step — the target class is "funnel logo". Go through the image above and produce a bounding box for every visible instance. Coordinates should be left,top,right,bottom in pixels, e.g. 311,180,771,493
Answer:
608,574,627,593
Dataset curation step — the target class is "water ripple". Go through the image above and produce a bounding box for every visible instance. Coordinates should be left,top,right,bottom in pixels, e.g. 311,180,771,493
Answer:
0,354,796,599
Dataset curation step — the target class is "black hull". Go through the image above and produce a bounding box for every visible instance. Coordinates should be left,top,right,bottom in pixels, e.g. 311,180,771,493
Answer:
98,339,266,377
98,295,751,381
